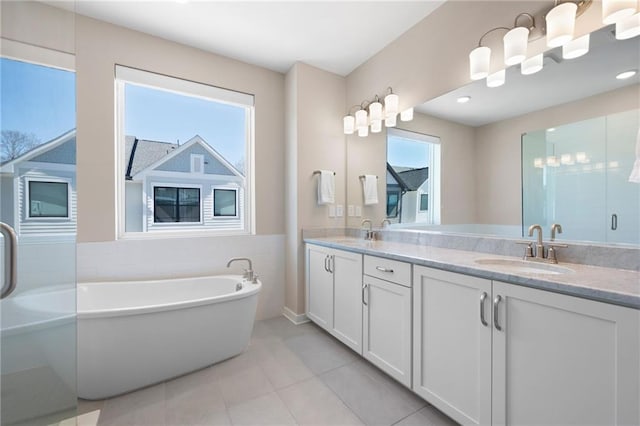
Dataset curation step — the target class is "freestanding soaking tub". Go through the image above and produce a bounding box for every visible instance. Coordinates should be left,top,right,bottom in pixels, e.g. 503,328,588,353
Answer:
77,274,261,400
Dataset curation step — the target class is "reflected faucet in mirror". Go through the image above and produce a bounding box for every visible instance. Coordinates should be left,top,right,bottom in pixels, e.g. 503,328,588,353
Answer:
361,219,374,240
551,223,563,241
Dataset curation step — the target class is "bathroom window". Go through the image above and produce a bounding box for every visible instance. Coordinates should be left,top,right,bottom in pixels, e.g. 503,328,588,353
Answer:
116,65,254,235
420,194,428,211
27,180,70,218
153,186,201,223
387,191,400,218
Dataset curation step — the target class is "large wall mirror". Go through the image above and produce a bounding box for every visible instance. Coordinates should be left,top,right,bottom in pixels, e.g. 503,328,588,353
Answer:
346,24,640,246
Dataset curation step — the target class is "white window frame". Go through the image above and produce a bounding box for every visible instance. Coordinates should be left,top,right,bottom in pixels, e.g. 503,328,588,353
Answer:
24,177,72,221
115,65,255,239
212,186,239,219
150,182,204,226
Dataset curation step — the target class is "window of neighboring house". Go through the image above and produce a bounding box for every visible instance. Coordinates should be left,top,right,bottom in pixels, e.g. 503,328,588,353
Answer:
420,193,429,211
27,180,69,218
116,65,254,235
153,186,201,223
387,191,400,218
213,188,238,217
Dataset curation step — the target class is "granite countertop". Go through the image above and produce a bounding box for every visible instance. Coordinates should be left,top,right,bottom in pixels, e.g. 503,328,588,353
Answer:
304,236,640,310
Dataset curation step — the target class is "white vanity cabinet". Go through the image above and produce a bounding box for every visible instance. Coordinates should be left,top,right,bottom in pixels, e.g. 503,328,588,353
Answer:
362,255,412,387
305,244,363,353
413,265,640,426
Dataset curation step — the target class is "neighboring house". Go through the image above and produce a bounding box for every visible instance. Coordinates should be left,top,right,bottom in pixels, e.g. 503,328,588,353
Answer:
124,134,245,232
385,163,429,224
0,129,77,240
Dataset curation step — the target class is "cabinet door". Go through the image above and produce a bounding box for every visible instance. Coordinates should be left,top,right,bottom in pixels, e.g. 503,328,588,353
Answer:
331,250,363,354
305,245,333,331
412,266,492,426
492,281,640,426
363,275,412,387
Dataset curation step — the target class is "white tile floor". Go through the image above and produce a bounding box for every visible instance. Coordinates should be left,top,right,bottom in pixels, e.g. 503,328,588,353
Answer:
75,317,458,426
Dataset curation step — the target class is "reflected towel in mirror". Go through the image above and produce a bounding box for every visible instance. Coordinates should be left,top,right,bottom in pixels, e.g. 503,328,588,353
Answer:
317,170,335,205
362,174,378,205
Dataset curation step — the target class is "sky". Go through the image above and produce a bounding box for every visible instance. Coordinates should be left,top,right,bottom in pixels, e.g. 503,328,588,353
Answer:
1,58,76,143
387,134,430,169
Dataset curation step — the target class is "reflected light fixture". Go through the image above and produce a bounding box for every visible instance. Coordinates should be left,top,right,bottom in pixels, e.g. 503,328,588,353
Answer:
457,96,471,103
342,87,413,136
603,0,637,24
487,69,506,87
616,12,640,39
521,54,544,75
616,69,638,79
562,33,590,59
469,46,492,80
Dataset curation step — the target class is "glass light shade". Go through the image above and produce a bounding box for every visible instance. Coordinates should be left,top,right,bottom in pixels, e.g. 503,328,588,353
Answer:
576,152,588,163
384,93,399,116
369,101,383,122
358,126,369,137
385,114,397,128
546,2,578,47
355,109,368,129
400,108,414,121
486,69,506,88
534,158,544,168
469,46,491,80
371,120,382,133
504,27,530,66
616,12,640,39
563,34,590,59
603,0,637,24
521,54,543,75
547,156,560,167
343,115,355,135
561,154,574,165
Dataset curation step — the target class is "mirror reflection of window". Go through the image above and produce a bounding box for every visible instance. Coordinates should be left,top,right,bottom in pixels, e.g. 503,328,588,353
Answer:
386,128,441,227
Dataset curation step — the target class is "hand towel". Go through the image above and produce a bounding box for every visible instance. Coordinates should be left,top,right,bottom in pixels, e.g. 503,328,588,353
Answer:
629,129,640,183
317,170,335,205
362,175,378,205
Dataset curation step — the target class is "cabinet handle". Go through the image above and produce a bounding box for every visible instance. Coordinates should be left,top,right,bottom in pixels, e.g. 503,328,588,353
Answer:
324,255,328,272
480,292,488,327
493,295,503,331
328,255,334,273
611,214,618,231
375,266,394,273
362,284,368,306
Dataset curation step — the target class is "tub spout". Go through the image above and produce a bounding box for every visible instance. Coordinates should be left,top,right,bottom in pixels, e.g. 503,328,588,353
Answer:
227,257,256,283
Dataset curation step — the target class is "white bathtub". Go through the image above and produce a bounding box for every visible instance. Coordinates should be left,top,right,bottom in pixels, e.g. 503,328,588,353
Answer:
77,274,261,400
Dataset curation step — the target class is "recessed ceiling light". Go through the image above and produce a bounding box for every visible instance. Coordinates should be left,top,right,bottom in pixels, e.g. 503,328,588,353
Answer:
457,96,471,104
616,70,637,80
547,127,556,132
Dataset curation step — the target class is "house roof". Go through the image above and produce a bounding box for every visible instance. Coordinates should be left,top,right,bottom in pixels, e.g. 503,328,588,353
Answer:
127,134,243,180
0,129,76,174
386,164,429,192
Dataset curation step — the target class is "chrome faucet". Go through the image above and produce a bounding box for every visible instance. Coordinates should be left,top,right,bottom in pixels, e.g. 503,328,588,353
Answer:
550,223,563,241
528,224,544,259
226,257,258,283
381,219,391,228
361,219,374,240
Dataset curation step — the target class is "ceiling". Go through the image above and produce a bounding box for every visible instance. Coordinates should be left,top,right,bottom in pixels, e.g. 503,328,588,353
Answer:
417,26,640,127
46,1,445,76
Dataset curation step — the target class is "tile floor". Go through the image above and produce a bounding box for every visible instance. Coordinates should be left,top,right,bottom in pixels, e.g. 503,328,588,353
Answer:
75,317,458,426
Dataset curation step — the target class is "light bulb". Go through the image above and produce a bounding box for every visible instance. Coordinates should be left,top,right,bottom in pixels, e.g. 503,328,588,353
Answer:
469,46,491,80
343,115,355,135
521,54,543,75
487,69,506,88
369,101,383,122
384,93,399,116
355,109,368,130
563,34,590,59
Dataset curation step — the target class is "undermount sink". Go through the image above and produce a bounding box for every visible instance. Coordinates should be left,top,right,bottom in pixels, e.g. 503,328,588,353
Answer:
474,258,574,275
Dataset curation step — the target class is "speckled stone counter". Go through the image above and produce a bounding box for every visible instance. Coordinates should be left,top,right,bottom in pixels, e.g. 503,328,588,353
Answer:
304,236,640,310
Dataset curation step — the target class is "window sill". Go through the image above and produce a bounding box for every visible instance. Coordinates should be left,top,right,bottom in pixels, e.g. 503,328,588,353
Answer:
118,229,252,240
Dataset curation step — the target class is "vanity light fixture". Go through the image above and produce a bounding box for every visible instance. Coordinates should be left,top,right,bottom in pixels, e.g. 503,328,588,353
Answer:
603,0,637,24
562,33,590,59
487,69,506,87
457,96,471,103
616,69,638,79
546,2,578,47
616,12,640,39
342,87,413,136
504,26,531,65
521,54,544,75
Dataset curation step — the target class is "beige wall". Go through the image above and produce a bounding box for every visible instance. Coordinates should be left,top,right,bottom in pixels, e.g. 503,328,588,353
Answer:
346,112,476,227
475,84,640,225
285,62,347,314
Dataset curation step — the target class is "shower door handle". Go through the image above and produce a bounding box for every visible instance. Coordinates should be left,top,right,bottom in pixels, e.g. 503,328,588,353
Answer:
0,222,18,299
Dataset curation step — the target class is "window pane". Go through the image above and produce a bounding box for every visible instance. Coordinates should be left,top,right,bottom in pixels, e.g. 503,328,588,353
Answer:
29,181,68,217
153,186,200,223
387,192,399,218
420,194,428,211
214,189,237,216
178,188,200,222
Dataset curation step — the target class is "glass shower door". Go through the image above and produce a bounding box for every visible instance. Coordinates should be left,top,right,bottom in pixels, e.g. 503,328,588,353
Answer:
0,54,77,425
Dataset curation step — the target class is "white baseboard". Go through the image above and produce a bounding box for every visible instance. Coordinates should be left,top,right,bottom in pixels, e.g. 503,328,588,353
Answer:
282,306,310,325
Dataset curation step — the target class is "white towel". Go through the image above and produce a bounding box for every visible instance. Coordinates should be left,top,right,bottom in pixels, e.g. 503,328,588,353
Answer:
629,129,640,183
317,170,335,205
362,175,378,205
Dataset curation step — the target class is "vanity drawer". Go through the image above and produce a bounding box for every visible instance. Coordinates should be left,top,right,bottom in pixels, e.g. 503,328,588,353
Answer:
364,255,412,287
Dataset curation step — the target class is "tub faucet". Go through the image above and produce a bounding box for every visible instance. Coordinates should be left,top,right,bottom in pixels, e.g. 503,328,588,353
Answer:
227,257,257,283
